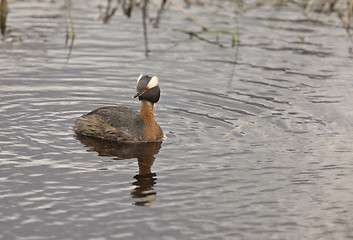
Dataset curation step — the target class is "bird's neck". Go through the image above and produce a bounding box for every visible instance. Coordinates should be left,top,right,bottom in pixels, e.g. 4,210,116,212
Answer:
140,100,155,122
140,100,162,141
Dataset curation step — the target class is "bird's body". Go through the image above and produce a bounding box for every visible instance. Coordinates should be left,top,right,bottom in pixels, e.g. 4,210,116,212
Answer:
74,75,163,142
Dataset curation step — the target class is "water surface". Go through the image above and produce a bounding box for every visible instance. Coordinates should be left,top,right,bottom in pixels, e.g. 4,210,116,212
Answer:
1,1,353,239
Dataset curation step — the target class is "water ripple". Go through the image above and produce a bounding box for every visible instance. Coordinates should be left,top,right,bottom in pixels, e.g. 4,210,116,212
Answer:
1,1,353,239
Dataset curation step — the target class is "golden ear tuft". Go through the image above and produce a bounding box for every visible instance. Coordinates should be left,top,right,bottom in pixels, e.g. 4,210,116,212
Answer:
137,74,145,83
147,76,159,89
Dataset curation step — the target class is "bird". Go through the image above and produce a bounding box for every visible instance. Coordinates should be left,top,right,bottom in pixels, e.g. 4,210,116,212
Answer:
74,74,163,142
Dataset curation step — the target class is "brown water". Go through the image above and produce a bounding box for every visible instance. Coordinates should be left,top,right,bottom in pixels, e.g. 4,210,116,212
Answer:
1,1,353,239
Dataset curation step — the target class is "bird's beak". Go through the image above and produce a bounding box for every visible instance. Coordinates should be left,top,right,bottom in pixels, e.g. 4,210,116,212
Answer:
133,88,148,98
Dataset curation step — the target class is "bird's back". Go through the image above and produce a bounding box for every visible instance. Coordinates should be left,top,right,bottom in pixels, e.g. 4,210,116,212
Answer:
74,106,144,142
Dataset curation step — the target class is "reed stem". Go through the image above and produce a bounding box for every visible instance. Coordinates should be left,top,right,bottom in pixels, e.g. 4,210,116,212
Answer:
0,0,8,35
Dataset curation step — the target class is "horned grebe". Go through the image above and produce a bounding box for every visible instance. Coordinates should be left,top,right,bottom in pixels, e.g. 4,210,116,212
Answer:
74,74,163,142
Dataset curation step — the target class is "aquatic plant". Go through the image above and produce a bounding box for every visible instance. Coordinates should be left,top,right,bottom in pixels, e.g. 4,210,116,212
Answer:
233,0,353,29
0,0,8,35
4,0,351,52
97,0,237,56
98,0,353,54
65,0,75,61
303,0,353,28
98,0,118,23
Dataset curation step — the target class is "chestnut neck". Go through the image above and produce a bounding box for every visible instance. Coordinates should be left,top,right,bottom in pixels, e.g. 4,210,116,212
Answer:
140,100,155,123
139,100,163,142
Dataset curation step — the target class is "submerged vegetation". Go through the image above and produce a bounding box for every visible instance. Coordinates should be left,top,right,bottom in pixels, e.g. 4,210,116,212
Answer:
1,0,353,54
98,0,237,55
303,0,353,27
95,0,353,55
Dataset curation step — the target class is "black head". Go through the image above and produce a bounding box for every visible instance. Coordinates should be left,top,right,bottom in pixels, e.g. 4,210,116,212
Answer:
133,74,160,104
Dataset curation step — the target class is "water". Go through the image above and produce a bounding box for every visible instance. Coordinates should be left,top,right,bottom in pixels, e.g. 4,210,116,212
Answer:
1,1,353,239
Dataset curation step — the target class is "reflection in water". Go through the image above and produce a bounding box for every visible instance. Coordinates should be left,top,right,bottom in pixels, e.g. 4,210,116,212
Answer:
132,172,157,206
75,134,162,207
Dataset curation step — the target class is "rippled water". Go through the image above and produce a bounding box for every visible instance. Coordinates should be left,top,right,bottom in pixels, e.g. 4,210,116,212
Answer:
1,1,353,239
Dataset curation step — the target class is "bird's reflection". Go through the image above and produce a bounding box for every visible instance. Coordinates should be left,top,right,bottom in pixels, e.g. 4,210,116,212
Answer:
75,134,162,206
